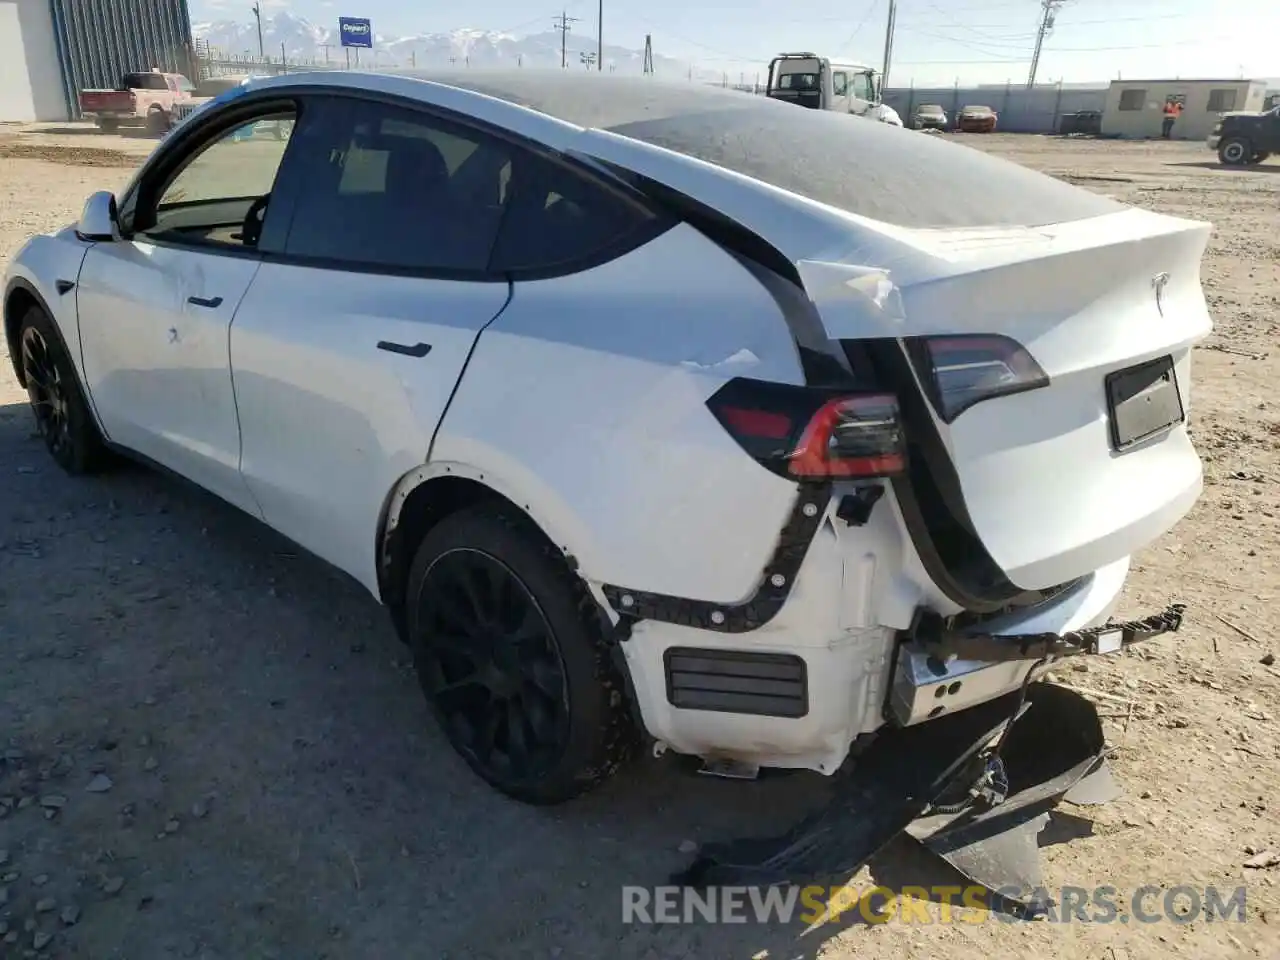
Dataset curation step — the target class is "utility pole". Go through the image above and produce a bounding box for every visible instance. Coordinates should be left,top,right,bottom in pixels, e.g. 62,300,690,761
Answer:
642,34,653,75
880,0,897,90
1027,0,1065,88
251,2,264,60
597,0,603,71
554,11,579,69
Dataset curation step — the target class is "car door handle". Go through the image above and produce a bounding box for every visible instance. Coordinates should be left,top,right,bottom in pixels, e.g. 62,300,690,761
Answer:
187,295,223,308
376,341,432,358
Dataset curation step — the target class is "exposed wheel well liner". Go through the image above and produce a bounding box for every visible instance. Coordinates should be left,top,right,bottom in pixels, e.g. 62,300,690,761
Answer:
377,473,569,618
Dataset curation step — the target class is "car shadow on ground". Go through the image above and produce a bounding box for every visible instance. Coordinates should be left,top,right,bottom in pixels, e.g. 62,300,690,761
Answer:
0,398,1038,959
29,124,161,141
1165,161,1280,174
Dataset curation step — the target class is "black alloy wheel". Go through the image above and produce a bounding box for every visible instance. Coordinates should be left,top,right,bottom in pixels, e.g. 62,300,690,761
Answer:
17,306,107,474
405,507,636,804
22,325,72,459
416,547,571,787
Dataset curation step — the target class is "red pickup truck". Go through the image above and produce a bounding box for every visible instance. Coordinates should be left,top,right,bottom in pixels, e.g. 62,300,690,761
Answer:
79,70,196,134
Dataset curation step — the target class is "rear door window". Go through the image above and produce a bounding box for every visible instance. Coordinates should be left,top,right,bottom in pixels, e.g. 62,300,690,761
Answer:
282,98,512,273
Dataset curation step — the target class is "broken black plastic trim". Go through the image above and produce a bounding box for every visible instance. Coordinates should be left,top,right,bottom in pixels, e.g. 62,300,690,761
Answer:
600,481,832,634
912,602,1186,662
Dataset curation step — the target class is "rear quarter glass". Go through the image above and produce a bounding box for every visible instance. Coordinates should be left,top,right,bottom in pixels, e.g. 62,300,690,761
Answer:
435,73,1123,230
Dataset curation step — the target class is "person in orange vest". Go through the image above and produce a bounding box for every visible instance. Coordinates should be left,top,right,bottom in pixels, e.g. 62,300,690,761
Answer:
1161,99,1182,138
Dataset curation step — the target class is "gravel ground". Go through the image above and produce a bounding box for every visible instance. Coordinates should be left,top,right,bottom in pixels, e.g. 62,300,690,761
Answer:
0,122,1278,960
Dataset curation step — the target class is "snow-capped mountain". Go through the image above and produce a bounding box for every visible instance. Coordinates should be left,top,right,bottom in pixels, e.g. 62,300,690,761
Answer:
192,11,723,80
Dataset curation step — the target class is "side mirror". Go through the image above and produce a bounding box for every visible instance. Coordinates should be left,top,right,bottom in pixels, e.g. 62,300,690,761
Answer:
77,191,119,242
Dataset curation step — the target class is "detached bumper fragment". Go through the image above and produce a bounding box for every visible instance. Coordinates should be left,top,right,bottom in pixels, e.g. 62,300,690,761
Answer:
673,683,1121,909
673,608,1187,906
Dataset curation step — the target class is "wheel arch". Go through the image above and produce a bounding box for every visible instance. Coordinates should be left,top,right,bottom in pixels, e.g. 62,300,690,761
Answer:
375,460,600,620
4,277,56,388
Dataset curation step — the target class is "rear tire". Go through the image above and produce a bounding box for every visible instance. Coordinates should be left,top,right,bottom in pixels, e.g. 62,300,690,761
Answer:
146,107,170,136
96,118,119,134
1219,137,1251,165
16,305,108,475
405,506,636,805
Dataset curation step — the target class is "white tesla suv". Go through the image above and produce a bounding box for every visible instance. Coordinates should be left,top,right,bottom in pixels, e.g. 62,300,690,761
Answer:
3,70,1208,805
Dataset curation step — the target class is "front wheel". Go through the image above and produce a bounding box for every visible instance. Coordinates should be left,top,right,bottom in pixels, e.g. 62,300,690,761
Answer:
17,306,108,475
1219,137,1251,165
405,506,636,805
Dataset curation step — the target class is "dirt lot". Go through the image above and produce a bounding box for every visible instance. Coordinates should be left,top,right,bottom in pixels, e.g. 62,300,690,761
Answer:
0,122,1277,960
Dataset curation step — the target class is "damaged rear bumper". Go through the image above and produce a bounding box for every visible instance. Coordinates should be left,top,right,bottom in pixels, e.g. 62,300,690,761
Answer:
621,538,1182,774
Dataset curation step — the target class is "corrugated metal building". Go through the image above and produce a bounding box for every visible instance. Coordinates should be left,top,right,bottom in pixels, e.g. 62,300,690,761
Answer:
1101,79,1269,140
1,0,195,122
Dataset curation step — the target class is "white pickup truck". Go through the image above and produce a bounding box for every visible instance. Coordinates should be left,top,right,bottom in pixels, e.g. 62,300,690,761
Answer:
765,52,903,126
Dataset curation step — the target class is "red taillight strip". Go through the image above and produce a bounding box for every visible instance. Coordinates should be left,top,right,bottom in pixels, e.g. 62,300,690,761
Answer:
788,394,906,479
718,405,794,441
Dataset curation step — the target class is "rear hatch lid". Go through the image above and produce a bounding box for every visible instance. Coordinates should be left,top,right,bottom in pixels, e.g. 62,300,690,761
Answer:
576,117,1211,597
797,210,1210,590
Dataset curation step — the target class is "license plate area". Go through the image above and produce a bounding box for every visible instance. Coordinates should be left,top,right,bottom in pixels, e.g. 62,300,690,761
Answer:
1105,355,1184,451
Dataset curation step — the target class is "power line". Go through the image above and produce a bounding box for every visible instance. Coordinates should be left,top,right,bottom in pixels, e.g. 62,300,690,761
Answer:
836,0,881,55
915,0,1039,45
496,2,586,37
892,30,1244,66
898,25,1037,56
932,11,1193,28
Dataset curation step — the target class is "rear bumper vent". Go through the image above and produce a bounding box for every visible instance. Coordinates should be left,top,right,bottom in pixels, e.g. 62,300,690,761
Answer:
664,648,809,718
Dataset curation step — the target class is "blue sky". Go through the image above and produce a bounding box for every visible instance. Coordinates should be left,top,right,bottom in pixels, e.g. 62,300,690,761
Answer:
193,0,1278,86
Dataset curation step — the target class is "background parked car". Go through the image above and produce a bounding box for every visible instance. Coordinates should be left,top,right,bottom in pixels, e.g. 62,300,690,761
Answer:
78,69,195,134
913,103,948,130
956,104,998,133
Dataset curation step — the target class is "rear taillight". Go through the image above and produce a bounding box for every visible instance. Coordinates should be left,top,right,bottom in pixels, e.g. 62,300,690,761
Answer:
905,334,1049,423
707,380,905,480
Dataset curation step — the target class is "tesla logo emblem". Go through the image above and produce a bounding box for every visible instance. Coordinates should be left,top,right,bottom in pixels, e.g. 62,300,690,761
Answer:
1152,272,1170,316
